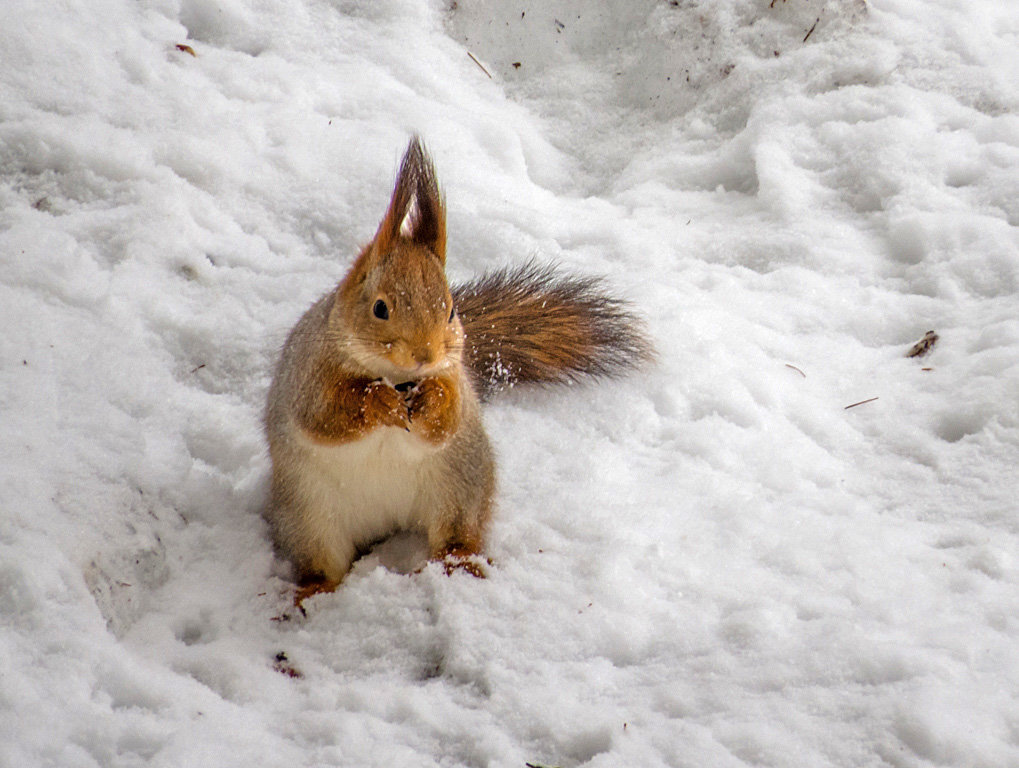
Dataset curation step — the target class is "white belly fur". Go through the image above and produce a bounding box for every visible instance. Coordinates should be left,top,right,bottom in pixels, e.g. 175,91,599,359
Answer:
292,425,436,551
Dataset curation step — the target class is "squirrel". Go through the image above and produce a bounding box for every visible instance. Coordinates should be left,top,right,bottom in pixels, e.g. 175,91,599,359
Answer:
265,137,651,603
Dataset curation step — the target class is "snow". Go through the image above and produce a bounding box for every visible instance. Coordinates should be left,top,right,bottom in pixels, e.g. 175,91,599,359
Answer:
1,0,1018,766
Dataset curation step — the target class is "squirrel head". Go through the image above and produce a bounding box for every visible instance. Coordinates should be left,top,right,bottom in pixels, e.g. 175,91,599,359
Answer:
333,138,463,380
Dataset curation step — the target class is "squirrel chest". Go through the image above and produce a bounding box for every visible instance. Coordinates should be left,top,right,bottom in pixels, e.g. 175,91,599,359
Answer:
291,418,440,539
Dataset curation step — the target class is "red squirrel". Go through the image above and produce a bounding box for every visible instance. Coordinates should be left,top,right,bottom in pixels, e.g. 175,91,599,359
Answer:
265,138,651,603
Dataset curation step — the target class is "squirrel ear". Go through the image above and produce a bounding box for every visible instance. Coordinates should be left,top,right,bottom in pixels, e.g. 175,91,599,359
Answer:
371,147,413,257
372,137,446,265
406,139,446,266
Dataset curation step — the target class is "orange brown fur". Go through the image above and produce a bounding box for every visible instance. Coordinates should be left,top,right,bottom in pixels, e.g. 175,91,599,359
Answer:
295,368,411,444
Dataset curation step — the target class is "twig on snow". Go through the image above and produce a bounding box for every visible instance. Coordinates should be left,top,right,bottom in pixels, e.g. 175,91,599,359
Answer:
467,51,492,79
803,17,820,43
844,397,879,410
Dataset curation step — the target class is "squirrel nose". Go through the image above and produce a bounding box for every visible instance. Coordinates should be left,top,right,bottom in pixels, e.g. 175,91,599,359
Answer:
412,344,437,366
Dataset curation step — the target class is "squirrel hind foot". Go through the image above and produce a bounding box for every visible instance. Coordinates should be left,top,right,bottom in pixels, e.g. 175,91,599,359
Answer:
436,546,491,578
294,575,340,608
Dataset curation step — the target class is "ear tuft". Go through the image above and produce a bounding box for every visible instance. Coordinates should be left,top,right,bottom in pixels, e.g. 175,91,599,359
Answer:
372,136,446,264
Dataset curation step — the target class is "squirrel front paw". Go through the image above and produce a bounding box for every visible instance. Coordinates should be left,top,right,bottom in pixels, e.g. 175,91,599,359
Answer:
407,377,461,444
363,379,411,431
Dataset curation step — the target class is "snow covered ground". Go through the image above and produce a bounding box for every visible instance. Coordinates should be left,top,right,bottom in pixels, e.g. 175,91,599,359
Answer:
2,0,1018,765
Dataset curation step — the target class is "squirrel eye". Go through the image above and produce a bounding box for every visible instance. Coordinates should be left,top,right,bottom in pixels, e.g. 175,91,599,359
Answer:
372,299,389,320
448,304,456,323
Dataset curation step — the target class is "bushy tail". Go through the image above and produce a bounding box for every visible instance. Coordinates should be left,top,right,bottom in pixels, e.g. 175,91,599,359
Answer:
453,262,653,400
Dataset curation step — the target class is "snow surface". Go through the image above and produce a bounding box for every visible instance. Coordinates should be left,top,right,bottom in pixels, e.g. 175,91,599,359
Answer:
2,0,1018,766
